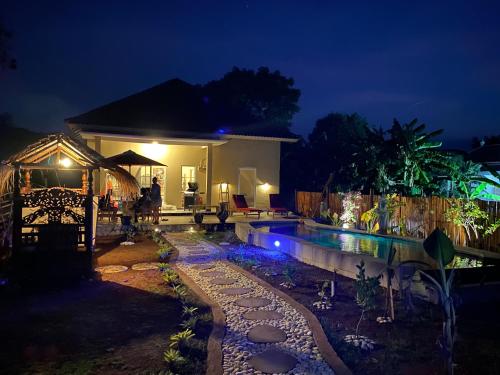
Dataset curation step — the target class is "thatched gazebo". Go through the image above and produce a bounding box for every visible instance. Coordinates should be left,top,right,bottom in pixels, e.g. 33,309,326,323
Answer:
0,133,139,275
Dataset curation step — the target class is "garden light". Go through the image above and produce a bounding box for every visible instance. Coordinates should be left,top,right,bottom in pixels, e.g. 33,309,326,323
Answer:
59,158,72,168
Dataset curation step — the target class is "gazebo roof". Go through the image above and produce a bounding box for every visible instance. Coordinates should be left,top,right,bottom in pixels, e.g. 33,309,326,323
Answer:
7,133,101,167
104,150,167,167
1,133,140,196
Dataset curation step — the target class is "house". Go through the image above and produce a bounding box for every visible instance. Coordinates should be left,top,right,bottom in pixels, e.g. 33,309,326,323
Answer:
66,79,297,210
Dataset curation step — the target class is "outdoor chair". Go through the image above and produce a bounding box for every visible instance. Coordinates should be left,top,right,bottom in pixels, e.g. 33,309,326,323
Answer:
98,191,118,222
269,194,289,217
232,194,262,218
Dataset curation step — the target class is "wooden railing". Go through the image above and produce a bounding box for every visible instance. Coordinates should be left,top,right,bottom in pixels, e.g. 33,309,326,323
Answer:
295,191,500,253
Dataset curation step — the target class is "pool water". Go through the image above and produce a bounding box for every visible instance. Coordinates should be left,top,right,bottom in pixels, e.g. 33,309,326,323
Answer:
251,222,487,268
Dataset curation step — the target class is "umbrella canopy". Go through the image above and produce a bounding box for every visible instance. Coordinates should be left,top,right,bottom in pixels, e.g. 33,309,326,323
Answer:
103,150,167,167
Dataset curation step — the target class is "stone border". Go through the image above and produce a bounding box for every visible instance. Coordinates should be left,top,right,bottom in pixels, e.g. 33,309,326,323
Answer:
224,260,352,375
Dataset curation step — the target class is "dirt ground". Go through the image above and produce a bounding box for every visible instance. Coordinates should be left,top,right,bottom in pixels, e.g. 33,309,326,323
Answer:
0,236,182,375
210,233,500,375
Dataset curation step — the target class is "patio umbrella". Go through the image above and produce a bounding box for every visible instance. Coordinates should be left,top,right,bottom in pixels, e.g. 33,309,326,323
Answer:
103,150,167,171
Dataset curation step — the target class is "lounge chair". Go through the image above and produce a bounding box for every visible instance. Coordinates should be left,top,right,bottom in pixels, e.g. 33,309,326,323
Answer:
269,194,289,217
232,194,263,218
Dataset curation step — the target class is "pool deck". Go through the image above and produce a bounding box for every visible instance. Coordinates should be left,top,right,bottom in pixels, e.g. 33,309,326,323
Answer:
96,212,299,237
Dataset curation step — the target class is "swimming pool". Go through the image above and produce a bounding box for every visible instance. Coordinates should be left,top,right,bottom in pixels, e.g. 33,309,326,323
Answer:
250,222,487,269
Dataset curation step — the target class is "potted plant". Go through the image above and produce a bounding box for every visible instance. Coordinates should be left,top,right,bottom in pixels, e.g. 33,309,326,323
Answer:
216,202,229,223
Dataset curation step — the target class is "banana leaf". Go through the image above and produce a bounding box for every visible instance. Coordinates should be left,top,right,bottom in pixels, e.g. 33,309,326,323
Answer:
423,228,456,267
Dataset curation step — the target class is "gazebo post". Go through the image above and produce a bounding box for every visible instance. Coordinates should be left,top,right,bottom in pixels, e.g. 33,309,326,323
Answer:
85,168,94,263
12,163,23,252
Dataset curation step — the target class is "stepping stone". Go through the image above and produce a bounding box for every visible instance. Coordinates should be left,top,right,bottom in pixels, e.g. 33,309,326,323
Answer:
243,310,284,321
192,264,215,270
188,250,210,255
248,349,297,373
131,262,161,271
247,324,287,343
210,278,237,285
219,287,253,296
200,271,225,278
235,297,271,308
95,265,128,274
184,256,211,263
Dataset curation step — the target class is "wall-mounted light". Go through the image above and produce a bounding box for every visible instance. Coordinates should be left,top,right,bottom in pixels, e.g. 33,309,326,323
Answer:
261,182,271,191
59,158,72,168
274,240,280,248
140,142,168,160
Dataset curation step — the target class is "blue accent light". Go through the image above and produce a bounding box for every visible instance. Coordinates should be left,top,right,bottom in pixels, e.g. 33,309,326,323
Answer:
274,240,280,247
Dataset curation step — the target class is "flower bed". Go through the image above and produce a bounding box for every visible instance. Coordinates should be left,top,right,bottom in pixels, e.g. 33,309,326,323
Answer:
208,233,500,375
150,231,213,375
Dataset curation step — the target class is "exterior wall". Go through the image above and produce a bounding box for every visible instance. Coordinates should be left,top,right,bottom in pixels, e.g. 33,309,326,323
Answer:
211,138,281,209
86,135,283,210
88,138,207,208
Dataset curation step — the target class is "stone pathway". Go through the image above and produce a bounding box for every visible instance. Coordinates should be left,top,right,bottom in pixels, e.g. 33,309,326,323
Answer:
165,233,334,375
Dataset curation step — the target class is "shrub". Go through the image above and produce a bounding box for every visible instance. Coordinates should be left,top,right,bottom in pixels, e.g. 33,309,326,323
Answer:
163,348,186,372
445,198,488,242
162,271,180,286
354,260,380,337
172,284,187,299
361,208,378,233
182,305,198,317
157,245,172,260
169,329,195,352
340,192,361,226
180,315,199,330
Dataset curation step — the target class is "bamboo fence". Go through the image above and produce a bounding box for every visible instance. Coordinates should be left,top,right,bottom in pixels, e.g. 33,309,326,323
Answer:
295,191,500,253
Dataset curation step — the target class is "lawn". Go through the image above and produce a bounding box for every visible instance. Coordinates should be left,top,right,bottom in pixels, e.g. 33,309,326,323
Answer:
0,235,212,375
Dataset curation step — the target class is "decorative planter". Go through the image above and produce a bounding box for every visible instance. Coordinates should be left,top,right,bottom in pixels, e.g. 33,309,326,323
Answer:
194,212,204,224
121,215,132,226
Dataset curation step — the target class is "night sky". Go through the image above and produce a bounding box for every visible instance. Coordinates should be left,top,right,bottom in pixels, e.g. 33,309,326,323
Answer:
2,0,500,148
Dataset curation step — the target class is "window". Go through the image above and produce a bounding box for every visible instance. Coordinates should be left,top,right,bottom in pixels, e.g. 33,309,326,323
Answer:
181,166,196,190
139,167,152,188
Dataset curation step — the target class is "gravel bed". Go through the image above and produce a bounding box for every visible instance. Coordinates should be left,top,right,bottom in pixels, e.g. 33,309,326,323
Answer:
165,233,334,375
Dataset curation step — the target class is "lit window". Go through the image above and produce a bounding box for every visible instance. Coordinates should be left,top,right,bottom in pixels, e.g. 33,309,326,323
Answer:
181,166,196,190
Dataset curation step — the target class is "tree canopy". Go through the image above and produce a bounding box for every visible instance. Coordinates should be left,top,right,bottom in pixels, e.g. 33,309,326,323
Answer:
306,113,383,192
203,67,300,130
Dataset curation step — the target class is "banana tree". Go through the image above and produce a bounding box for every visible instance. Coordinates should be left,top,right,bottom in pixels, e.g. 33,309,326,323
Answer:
388,118,447,195
420,229,457,375
458,181,500,202
384,244,397,321
446,158,500,199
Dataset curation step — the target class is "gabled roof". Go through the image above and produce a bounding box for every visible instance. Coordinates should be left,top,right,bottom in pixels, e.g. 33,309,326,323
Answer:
66,79,209,133
66,78,299,142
